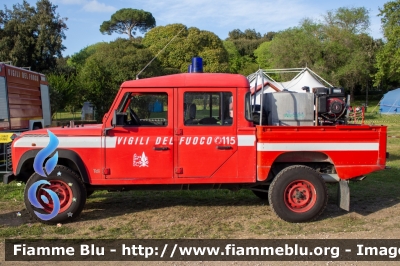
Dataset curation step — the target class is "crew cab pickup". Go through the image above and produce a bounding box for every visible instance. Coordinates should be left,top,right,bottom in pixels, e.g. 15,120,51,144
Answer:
3,73,388,224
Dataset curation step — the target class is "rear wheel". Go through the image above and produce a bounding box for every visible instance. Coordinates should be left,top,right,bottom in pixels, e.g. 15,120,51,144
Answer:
24,165,86,224
268,165,327,222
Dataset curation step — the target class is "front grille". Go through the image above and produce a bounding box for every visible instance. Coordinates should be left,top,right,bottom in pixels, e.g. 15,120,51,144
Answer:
6,142,12,171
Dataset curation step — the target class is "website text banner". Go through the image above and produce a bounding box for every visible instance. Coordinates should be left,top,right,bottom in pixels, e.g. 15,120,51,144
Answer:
6,239,400,261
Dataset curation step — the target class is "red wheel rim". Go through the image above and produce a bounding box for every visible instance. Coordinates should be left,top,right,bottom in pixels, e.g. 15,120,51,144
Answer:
284,180,317,213
37,180,73,213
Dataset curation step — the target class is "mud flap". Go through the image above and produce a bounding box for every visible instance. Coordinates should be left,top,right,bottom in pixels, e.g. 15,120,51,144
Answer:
337,180,350,211
2,173,16,184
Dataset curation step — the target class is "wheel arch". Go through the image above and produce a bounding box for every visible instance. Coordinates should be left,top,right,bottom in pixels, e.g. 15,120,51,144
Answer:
265,151,336,182
15,149,89,184
274,151,333,164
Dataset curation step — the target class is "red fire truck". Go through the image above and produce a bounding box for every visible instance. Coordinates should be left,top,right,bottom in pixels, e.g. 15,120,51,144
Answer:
0,63,51,173
3,72,388,224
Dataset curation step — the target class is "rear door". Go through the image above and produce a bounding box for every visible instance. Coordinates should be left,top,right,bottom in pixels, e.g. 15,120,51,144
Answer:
175,89,238,179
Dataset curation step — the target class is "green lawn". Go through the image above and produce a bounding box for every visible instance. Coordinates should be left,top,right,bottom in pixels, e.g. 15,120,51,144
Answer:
52,111,82,121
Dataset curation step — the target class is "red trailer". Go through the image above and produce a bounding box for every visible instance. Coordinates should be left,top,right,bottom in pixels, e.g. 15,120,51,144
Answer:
0,63,51,172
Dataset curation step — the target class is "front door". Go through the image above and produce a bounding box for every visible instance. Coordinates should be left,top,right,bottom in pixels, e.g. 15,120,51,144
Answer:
105,89,173,180
176,89,238,179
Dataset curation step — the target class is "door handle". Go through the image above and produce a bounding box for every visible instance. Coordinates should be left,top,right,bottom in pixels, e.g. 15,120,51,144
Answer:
153,146,170,151
217,146,232,150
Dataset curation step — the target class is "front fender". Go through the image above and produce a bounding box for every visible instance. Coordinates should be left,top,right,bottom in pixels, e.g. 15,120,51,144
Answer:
15,149,89,183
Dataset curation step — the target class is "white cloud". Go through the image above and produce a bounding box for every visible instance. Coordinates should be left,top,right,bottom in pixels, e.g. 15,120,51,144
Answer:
57,0,86,4
82,0,116,13
55,0,116,12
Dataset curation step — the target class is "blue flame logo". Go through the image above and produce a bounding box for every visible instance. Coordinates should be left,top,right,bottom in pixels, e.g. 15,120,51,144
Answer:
27,180,61,220
33,130,59,177
28,130,60,221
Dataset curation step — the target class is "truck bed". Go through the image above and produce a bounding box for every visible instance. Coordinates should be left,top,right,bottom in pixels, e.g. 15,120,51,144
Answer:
256,125,387,180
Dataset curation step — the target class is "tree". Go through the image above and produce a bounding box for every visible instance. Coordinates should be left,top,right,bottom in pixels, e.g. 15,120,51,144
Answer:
322,8,377,101
264,9,377,101
263,31,277,41
47,57,82,117
324,7,370,34
143,24,229,73
100,8,155,39
67,42,106,70
266,19,324,73
374,0,400,87
223,40,242,73
324,31,377,100
0,0,67,72
77,38,163,120
47,72,76,117
254,41,273,69
226,29,266,57
225,29,275,75
228,29,261,40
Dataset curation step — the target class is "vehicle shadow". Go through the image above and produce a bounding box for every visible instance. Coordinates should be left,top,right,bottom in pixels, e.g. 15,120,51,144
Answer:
80,180,400,223
0,209,27,227
319,179,400,221
82,190,263,220
3,172,399,226
387,153,400,161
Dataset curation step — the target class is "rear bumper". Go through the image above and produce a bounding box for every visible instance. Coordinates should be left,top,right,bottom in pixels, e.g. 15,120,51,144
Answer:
2,172,16,184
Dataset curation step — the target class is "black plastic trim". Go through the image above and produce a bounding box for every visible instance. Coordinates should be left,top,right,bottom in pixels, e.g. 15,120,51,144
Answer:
2,172,15,184
16,149,89,183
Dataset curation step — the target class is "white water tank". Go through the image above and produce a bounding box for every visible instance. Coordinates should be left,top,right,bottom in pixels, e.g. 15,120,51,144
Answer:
263,92,314,126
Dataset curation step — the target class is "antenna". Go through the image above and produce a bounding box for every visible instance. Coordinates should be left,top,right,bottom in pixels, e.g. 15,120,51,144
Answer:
136,27,185,80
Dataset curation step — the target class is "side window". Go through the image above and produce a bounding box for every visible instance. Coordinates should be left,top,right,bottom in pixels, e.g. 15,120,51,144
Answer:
115,92,168,126
184,92,233,126
245,91,253,122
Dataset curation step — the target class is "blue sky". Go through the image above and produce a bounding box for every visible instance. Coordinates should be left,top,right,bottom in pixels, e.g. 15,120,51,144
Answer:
1,0,389,57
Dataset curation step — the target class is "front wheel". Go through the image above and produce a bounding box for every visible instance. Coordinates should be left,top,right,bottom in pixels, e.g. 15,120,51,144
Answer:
268,165,327,223
24,165,87,224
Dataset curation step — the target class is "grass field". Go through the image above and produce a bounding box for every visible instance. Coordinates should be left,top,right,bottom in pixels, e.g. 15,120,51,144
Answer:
53,111,82,121
1,104,400,241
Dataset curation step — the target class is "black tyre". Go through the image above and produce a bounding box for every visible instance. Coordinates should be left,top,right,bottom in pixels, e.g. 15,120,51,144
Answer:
251,185,269,200
268,165,327,223
24,165,87,224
